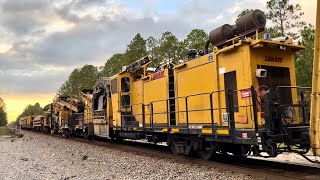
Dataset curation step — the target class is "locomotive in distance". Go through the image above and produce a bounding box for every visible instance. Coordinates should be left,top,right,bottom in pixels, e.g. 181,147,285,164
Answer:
19,9,315,161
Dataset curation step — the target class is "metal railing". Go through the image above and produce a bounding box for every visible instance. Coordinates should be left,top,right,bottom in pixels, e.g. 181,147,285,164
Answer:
120,102,145,130
276,86,312,124
119,89,241,135
93,110,105,119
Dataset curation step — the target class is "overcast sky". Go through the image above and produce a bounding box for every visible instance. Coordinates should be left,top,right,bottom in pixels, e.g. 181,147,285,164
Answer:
0,0,316,121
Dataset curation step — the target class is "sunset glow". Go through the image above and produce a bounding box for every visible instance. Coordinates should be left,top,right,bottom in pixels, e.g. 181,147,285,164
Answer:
3,93,55,122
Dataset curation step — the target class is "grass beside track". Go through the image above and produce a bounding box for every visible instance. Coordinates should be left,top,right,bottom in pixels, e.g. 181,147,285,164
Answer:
0,126,16,136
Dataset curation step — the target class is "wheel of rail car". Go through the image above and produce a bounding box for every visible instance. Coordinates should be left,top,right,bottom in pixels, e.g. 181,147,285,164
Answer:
115,136,123,142
256,85,270,107
197,141,216,160
83,130,88,139
299,144,310,154
168,136,183,155
169,143,181,155
231,145,249,158
168,139,183,155
184,139,197,156
64,130,71,138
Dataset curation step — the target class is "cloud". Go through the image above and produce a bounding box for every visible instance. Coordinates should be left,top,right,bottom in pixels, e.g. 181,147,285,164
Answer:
0,0,188,95
205,14,224,26
0,64,70,94
0,0,53,35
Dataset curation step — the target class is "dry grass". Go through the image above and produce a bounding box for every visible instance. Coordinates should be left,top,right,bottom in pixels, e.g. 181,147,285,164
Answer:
0,126,15,136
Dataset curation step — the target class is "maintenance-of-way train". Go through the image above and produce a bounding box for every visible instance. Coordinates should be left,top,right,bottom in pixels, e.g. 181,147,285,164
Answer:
19,7,320,163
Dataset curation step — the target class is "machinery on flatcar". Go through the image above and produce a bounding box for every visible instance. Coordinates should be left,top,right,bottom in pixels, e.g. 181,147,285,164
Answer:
50,96,85,136
19,4,320,163
89,9,314,160
79,89,94,138
45,90,93,137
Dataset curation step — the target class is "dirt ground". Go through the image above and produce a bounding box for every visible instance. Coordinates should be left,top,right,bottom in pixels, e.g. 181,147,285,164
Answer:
0,131,256,180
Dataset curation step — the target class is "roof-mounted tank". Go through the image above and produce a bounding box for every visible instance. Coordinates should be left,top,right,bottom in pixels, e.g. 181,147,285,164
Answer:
208,24,235,47
204,9,266,54
235,9,266,35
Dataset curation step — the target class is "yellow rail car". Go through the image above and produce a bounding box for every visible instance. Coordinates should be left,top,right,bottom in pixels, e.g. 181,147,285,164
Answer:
19,115,35,129
50,96,76,135
26,115,35,129
49,92,93,138
78,89,94,138
91,9,312,160
19,117,27,129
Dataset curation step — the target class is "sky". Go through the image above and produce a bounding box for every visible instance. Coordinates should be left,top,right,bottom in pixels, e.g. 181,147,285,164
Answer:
0,0,317,122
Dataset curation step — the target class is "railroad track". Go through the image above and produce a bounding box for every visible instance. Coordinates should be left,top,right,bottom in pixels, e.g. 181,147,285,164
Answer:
21,130,320,180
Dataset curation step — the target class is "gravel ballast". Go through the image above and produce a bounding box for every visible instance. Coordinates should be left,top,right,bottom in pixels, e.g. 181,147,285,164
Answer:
0,131,257,180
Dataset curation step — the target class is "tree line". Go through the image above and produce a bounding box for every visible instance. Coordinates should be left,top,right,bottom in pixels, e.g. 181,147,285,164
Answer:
57,0,314,99
0,98,7,126
57,29,209,97
16,103,44,119
9,103,44,126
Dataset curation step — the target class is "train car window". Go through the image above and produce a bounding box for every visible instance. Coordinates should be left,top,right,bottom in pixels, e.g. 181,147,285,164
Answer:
98,96,106,110
93,95,106,110
258,65,292,105
121,77,130,92
111,78,117,94
224,71,239,112
121,95,130,107
93,96,98,110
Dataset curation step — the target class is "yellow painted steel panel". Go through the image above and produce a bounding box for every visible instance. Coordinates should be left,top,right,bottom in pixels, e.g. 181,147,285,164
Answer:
176,61,214,126
216,129,229,135
171,128,179,133
143,70,168,126
216,46,254,129
202,129,213,134
250,47,300,125
175,46,255,129
131,80,144,127
162,128,168,132
111,92,120,127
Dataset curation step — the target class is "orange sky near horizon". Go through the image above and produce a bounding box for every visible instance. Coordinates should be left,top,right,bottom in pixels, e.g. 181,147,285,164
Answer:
3,93,55,122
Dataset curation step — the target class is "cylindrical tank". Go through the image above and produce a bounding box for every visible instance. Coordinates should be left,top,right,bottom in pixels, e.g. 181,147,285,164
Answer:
235,9,266,35
208,24,234,46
